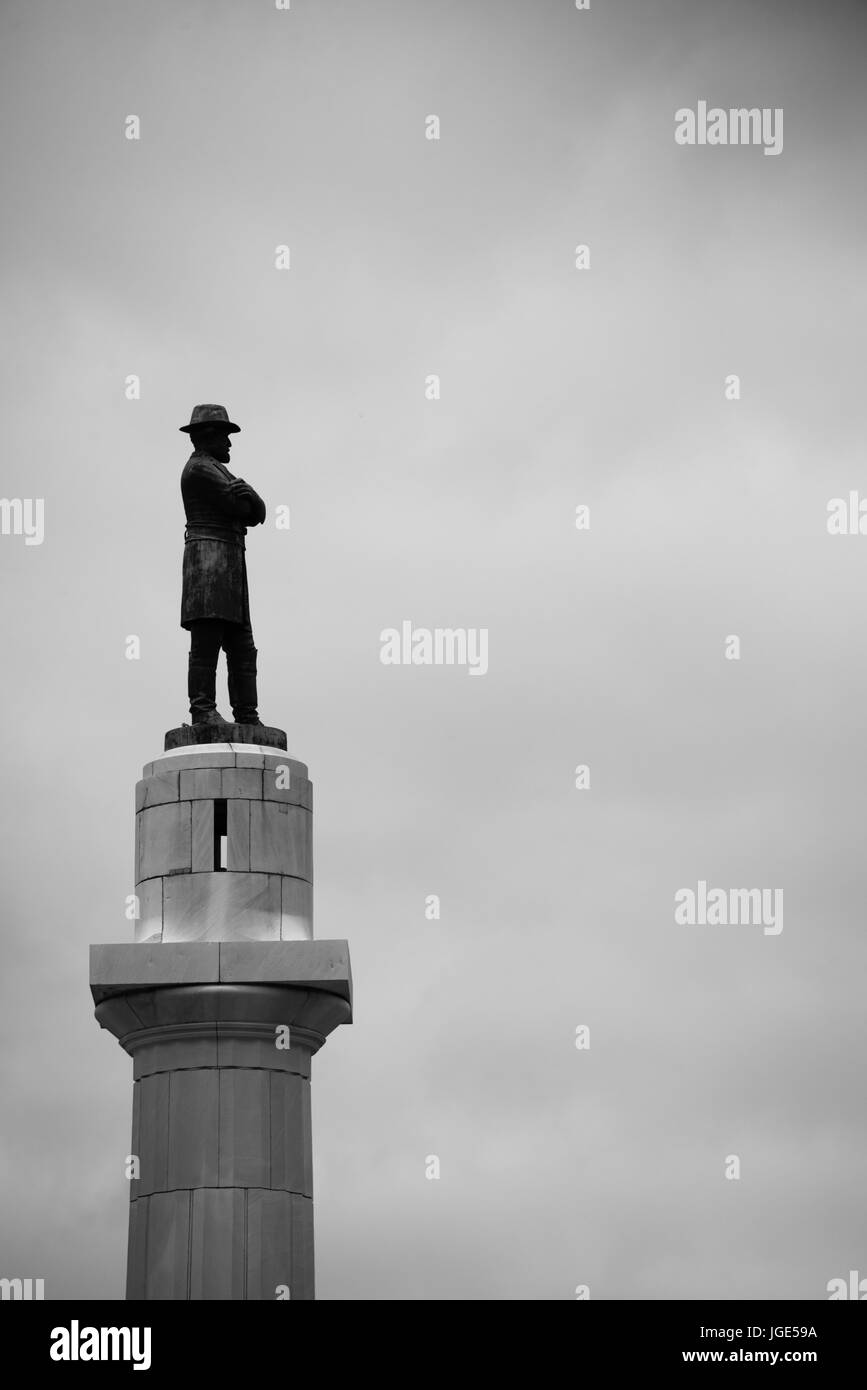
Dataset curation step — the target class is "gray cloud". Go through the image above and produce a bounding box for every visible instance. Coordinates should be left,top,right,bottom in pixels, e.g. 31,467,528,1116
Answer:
1,0,865,1299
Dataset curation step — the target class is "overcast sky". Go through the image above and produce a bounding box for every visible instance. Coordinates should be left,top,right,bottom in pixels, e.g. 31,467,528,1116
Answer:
1,0,866,1299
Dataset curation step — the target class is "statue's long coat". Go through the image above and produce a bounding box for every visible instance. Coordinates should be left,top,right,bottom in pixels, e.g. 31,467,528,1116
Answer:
180,450,266,629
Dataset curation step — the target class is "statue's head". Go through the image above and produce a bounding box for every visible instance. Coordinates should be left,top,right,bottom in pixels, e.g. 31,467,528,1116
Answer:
189,423,233,464
180,404,240,465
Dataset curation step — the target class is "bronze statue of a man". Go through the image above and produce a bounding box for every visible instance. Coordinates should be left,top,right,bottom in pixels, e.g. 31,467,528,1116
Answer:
179,404,267,728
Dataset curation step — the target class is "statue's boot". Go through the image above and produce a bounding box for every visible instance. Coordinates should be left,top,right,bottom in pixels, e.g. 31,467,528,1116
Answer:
189,657,232,727
229,657,264,727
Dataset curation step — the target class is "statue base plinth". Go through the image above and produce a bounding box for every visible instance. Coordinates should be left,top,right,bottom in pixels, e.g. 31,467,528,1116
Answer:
165,723,287,751
90,942,352,1301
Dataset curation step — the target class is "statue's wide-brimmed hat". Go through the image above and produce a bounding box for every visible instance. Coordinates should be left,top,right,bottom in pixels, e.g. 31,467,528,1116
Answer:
179,404,240,434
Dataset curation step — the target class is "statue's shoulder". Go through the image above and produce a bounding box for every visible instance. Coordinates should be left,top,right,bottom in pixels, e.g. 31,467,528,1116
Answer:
183,450,233,480
182,451,217,484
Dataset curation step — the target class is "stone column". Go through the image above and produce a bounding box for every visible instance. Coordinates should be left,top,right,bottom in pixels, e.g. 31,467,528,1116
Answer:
90,733,352,1301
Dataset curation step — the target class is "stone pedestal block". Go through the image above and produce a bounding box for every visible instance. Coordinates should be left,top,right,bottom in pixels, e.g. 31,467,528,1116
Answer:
91,948,351,1300
91,738,351,1301
134,743,313,942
